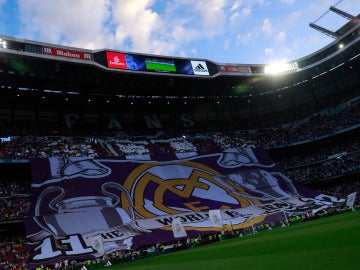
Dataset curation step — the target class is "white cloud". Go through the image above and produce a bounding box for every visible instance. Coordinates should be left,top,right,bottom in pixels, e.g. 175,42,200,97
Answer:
262,18,272,35
191,0,227,37
229,6,251,23
111,0,164,53
236,32,253,43
154,0,227,54
18,0,111,49
242,7,251,17
15,0,223,57
281,0,295,4
230,1,243,12
275,31,286,43
265,47,273,55
230,11,240,22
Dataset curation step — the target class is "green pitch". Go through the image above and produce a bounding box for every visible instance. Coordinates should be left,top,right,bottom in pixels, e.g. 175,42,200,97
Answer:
101,211,360,270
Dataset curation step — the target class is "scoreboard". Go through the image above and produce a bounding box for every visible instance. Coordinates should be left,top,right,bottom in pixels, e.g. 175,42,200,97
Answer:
103,51,214,75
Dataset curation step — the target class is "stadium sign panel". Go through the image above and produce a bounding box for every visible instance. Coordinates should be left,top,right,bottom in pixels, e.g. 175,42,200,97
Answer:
218,65,252,74
106,51,127,69
145,57,177,73
25,148,343,267
42,46,93,61
191,60,210,75
105,52,209,76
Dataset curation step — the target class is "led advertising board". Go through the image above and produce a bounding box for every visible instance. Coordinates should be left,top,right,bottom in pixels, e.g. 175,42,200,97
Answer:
191,61,209,75
105,51,210,76
43,46,93,61
218,65,252,74
145,58,177,72
106,52,127,69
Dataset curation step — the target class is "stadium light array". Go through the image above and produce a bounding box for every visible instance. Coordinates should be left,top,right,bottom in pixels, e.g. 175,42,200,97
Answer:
264,62,298,75
0,39,6,49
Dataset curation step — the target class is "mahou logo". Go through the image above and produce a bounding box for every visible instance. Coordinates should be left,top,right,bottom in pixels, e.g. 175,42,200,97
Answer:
106,52,127,69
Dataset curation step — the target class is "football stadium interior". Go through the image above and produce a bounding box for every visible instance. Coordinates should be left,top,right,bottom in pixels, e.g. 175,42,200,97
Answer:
0,6,359,270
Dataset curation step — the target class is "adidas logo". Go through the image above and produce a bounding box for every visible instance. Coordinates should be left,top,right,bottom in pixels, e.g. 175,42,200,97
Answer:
194,63,208,72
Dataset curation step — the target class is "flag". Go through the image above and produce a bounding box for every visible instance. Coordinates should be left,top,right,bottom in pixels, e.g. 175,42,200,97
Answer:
172,218,187,238
346,192,357,207
209,209,223,228
90,235,104,254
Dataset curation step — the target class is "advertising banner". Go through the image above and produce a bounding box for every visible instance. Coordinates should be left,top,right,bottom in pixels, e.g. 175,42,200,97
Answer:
25,147,343,267
218,65,252,74
106,52,127,69
209,209,223,228
172,218,187,238
191,61,209,75
346,192,357,207
43,47,93,61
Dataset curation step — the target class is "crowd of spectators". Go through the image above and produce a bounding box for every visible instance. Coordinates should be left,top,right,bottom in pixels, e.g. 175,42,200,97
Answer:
0,196,30,222
273,137,360,183
275,140,360,169
319,180,360,202
285,152,360,183
0,98,360,186
0,180,30,269
0,181,31,223
0,235,29,270
0,136,101,160
0,181,30,197
0,94,358,160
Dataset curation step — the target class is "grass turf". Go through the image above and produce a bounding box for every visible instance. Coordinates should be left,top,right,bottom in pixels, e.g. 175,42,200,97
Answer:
101,211,360,270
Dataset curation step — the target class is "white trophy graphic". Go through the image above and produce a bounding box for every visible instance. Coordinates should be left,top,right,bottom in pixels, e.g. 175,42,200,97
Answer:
29,182,149,257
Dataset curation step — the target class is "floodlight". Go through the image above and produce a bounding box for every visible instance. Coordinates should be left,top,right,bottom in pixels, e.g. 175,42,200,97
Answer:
0,40,6,49
0,38,6,49
264,62,298,75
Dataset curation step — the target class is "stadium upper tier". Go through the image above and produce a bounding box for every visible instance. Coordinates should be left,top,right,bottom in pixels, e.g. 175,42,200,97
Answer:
0,93,359,160
0,13,359,135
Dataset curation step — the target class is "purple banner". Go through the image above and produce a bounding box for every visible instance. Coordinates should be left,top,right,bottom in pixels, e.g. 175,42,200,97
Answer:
25,147,343,267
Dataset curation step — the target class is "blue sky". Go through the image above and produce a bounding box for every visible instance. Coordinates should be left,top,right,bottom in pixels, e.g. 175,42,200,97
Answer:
0,0,359,64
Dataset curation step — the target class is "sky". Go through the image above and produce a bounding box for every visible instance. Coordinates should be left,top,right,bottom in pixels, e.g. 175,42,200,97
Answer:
0,0,359,64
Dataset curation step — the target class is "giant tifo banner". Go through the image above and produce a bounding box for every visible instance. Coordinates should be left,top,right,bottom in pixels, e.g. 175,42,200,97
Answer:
25,147,343,267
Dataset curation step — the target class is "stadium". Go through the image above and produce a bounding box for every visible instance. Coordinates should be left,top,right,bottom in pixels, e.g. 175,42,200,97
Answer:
0,3,359,270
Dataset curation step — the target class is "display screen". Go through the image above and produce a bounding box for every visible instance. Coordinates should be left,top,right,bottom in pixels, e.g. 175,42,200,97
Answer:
125,54,146,71
103,51,209,75
106,52,127,69
145,58,177,72
174,59,193,75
